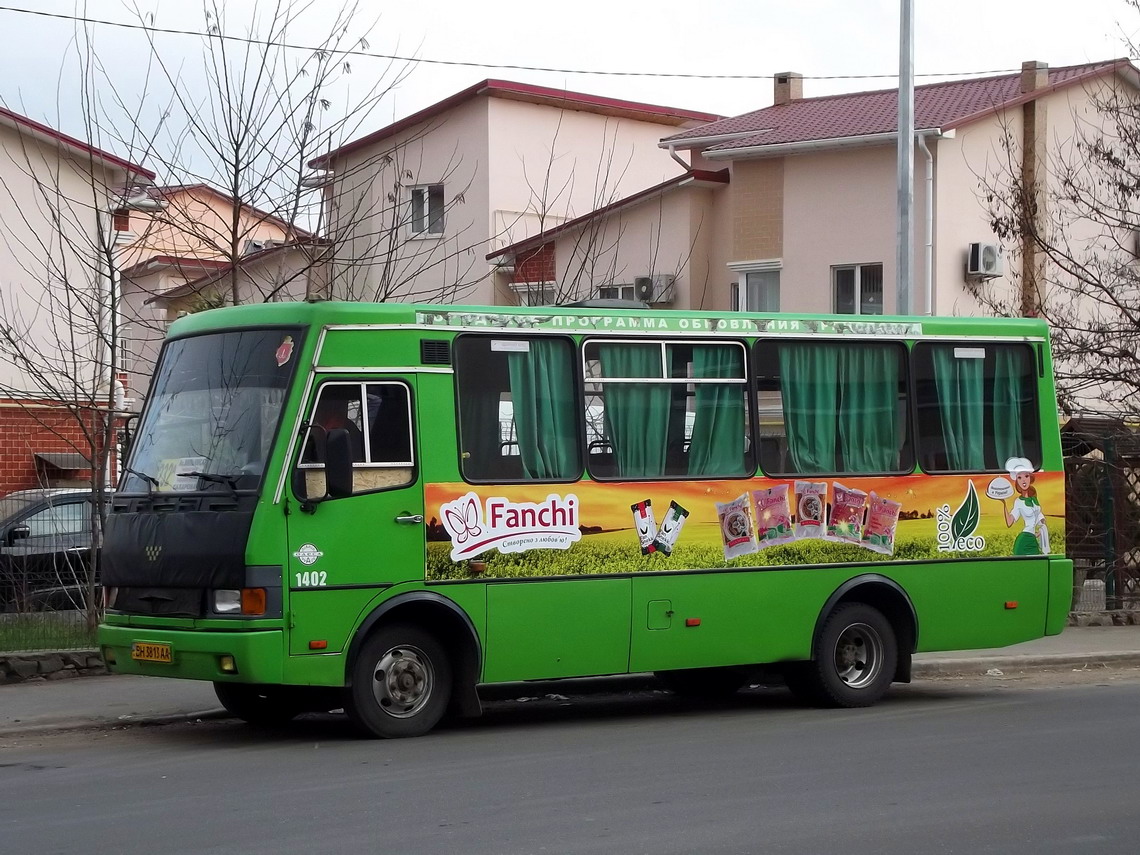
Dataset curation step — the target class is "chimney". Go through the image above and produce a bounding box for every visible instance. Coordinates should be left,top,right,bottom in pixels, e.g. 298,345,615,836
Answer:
774,72,803,106
1020,60,1048,94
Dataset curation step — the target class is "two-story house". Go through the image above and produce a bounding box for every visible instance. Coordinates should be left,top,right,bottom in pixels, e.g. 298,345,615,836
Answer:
0,107,154,493
309,79,720,306
492,59,1135,324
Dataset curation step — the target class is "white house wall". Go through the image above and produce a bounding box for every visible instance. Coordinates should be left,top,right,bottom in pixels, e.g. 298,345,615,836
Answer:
0,124,122,399
327,95,492,304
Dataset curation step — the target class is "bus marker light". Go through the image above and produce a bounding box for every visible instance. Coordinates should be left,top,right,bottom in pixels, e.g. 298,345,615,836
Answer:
102,647,117,665
1004,601,1019,610
685,618,701,627
219,655,237,673
241,588,267,615
309,640,328,650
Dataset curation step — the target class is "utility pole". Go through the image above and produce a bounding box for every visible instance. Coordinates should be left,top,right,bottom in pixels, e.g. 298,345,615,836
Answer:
896,0,915,315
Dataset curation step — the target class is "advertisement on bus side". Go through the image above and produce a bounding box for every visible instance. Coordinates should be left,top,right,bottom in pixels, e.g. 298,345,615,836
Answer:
424,470,1064,580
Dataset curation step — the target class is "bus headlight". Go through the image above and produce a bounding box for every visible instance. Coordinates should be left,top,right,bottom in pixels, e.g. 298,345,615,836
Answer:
213,588,267,616
214,590,242,613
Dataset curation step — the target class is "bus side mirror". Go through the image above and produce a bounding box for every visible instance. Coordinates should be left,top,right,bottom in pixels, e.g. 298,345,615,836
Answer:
324,428,355,498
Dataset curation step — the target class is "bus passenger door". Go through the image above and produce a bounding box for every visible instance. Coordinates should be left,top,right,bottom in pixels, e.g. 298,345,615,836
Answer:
284,378,423,657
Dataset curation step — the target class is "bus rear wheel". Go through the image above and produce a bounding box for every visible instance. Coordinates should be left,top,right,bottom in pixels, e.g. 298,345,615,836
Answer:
345,624,452,738
785,603,897,708
213,682,304,726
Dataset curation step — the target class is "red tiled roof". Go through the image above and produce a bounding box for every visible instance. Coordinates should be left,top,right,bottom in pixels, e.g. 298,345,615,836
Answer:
311,79,723,167
488,169,729,260
663,59,1133,153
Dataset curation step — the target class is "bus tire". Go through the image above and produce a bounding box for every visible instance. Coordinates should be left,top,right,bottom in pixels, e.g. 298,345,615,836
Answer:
213,682,303,726
655,667,747,698
345,624,452,739
787,603,897,708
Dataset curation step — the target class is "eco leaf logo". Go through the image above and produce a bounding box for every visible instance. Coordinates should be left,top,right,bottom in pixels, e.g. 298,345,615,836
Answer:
937,480,986,552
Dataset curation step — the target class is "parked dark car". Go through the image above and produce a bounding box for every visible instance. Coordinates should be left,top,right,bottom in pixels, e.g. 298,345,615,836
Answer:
0,488,100,612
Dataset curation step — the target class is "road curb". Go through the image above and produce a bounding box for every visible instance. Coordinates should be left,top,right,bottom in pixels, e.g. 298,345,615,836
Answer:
912,652,1140,675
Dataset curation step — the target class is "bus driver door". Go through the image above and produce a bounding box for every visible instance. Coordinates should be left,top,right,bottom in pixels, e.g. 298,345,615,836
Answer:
285,379,423,656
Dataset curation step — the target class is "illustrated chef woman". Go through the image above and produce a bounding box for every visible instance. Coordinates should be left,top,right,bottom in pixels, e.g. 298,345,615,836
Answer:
992,456,1049,555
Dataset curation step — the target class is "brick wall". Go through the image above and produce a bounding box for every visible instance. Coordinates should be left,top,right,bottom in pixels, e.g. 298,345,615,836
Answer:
511,242,555,284
732,159,784,260
0,400,107,494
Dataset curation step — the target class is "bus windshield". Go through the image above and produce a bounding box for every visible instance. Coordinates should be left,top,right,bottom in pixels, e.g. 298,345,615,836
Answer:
120,328,302,494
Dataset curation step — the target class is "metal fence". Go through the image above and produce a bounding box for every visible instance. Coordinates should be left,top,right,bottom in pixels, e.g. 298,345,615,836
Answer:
1064,417,1140,611
0,609,97,653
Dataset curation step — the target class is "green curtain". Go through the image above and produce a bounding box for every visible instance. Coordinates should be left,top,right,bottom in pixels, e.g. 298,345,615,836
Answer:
931,347,985,470
779,343,839,472
458,374,501,479
599,343,671,477
837,347,899,471
993,348,1025,464
508,340,579,479
688,346,745,476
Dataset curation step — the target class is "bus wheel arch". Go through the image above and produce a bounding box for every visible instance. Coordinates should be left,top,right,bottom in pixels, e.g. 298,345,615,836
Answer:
785,576,916,707
346,593,483,731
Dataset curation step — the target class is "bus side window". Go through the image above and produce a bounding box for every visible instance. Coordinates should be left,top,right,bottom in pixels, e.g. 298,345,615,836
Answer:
754,339,911,476
913,343,1040,472
297,381,414,498
454,335,581,483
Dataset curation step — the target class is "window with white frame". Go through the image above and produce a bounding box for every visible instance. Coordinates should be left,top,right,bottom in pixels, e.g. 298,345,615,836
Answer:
409,184,445,236
511,282,557,307
598,283,636,301
834,263,884,315
728,263,781,312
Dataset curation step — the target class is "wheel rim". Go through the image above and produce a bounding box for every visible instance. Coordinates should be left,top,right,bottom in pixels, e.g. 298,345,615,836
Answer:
370,644,434,719
831,622,884,689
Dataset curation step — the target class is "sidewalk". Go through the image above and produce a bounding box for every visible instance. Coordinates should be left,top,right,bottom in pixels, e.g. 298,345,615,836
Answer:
4,624,1140,736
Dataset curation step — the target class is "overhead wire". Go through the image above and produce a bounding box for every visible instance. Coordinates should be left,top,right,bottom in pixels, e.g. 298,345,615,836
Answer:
0,3,1034,82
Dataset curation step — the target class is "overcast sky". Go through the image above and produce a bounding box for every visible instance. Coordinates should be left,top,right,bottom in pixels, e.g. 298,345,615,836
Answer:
0,0,1136,155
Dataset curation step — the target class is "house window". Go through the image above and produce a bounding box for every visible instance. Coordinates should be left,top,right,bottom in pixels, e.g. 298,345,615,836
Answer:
834,263,884,315
410,184,445,236
599,284,636,301
113,210,131,232
729,267,780,312
511,283,556,307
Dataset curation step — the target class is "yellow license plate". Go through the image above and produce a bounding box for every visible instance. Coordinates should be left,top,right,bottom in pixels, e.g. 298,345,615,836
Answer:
131,642,173,663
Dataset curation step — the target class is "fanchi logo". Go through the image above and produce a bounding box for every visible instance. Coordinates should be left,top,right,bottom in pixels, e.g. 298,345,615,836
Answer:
439,492,581,560
937,480,986,552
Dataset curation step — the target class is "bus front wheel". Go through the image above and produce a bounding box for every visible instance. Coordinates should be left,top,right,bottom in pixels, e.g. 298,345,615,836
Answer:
346,624,452,738
785,602,897,708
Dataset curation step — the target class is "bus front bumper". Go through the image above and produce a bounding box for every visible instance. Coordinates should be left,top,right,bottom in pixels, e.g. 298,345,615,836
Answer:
98,624,285,683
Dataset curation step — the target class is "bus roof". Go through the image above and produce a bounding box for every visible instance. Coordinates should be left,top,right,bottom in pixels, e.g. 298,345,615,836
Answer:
166,300,1050,341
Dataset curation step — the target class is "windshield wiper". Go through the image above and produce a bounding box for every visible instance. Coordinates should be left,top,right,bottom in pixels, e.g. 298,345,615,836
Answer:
188,471,240,493
122,467,160,491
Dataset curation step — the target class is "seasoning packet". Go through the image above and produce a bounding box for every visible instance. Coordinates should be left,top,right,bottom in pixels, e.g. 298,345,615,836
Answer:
716,494,758,560
751,484,795,549
826,482,868,544
794,481,827,539
862,492,903,556
631,499,657,555
652,500,690,556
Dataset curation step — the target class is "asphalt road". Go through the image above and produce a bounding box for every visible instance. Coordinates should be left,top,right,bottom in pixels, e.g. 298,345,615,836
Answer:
3,668,1140,855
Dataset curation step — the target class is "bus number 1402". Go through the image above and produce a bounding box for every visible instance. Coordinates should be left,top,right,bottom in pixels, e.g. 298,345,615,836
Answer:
295,571,328,588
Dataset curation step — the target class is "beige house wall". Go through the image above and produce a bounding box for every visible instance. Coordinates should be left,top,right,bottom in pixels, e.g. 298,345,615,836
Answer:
0,122,126,398
116,187,294,271
327,95,492,304
325,92,692,307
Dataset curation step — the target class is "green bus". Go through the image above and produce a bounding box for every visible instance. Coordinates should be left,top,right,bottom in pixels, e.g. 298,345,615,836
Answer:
98,301,1071,738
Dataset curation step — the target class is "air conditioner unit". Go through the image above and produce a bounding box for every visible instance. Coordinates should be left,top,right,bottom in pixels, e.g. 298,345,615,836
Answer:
633,274,676,304
966,243,1003,279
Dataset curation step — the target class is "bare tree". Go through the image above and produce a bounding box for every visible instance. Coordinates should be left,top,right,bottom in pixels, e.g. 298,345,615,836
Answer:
978,45,1140,417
